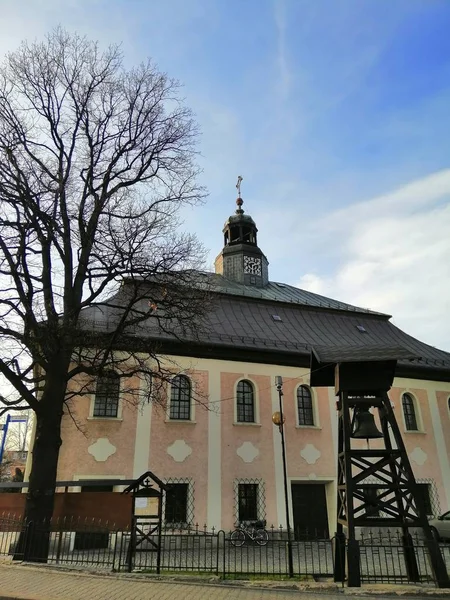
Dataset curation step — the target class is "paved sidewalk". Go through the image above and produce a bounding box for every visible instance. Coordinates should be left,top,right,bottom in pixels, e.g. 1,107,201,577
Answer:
0,563,320,600
1,562,450,600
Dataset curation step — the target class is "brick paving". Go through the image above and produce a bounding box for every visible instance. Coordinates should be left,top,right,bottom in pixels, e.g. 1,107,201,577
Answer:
1,562,450,600
0,562,323,600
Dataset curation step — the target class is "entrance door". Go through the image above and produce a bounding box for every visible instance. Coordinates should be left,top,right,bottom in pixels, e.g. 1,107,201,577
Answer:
291,483,329,540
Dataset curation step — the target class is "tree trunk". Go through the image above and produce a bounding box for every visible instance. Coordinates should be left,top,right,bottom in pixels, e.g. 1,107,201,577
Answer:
14,372,66,562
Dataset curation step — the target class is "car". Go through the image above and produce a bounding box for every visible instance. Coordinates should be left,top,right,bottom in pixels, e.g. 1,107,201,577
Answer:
428,511,450,541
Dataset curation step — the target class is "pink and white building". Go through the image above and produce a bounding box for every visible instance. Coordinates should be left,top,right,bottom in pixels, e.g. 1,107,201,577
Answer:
34,198,450,537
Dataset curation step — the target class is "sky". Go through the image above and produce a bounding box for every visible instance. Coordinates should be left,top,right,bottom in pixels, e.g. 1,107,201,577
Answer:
0,0,449,351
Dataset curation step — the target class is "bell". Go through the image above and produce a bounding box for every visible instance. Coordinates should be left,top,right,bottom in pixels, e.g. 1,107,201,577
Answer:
351,408,383,439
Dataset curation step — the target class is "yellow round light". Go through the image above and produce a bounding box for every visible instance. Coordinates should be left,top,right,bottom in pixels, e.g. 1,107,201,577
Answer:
272,411,285,426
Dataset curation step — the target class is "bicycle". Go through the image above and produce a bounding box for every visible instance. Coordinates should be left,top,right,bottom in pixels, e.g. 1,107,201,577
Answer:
230,519,269,546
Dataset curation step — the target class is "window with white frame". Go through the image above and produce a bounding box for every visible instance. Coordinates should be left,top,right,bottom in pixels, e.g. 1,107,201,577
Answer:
297,385,314,426
236,380,255,423
402,393,418,431
93,372,120,418
169,375,191,420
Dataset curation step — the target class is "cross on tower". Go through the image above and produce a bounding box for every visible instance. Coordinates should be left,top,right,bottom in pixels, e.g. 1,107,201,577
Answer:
236,175,243,197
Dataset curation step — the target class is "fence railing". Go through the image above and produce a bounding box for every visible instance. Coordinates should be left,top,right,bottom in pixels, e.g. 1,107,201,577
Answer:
358,530,448,584
1,514,449,586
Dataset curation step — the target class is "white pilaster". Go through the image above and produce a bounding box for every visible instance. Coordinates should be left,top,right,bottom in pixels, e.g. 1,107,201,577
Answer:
427,389,450,509
327,386,339,532
133,379,153,478
207,369,221,529
327,387,338,462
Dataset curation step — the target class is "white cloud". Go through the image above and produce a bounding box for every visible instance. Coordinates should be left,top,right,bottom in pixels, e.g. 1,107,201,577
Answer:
295,170,450,351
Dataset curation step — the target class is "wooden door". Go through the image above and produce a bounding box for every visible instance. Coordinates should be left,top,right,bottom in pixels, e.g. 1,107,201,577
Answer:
291,483,329,540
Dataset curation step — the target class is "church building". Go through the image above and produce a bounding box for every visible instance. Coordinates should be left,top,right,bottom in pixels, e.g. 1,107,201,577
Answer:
49,192,450,537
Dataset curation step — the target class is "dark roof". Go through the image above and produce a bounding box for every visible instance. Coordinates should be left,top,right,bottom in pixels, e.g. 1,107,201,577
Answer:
224,213,256,227
197,273,388,316
190,294,449,373
80,273,450,381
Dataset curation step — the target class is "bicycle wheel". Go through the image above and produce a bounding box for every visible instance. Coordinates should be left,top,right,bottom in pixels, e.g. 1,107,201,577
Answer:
255,528,269,546
230,529,246,547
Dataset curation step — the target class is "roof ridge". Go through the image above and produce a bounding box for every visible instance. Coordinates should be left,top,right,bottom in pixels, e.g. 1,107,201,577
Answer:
270,280,389,316
203,272,389,317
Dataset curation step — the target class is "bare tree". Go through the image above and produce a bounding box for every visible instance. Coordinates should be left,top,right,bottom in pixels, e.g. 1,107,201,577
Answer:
0,28,210,558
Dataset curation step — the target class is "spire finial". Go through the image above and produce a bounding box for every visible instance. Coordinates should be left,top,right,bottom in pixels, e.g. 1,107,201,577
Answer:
235,175,244,213
236,175,243,198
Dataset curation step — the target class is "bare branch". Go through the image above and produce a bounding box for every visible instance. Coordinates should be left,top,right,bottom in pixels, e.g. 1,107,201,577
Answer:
0,28,211,533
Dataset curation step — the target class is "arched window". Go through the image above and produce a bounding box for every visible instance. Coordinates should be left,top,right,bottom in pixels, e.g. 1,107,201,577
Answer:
297,385,314,426
236,380,255,423
93,371,120,418
402,393,418,431
170,375,191,420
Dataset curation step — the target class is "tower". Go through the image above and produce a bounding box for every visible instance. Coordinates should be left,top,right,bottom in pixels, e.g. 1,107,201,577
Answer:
310,350,450,588
214,178,269,287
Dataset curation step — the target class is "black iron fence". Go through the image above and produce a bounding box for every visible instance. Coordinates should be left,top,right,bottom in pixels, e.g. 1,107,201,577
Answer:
1,514,449,586
0,514,120,569
358,529,450,584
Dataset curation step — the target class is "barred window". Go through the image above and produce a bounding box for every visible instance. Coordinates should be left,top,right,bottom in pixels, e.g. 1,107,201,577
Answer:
93,372,120,418
402,393,418,431
238,484,258,522
417,479,440,516
363,487,380,518
236,380,255,423
297,385,314,426
416,483,432,516
170,375,191,420
165,483,188,524
234,479,266,525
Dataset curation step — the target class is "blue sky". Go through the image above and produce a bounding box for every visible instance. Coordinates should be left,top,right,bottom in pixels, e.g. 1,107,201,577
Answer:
1,0,450,349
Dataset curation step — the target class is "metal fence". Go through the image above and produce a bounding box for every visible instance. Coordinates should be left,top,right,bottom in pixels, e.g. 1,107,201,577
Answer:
1,514,449,586
358,530,450,585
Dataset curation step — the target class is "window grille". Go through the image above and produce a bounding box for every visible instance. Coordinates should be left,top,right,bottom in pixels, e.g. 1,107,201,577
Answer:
93,372,120,417
362,477,440,520
402,393,418,430
236,380,255,423
360,476,391,520
415,483,432,516
163,478,194,526
170,375,191,420
416,479,440,516
363,486,380,517
234,479,266,525
297,385,314,426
